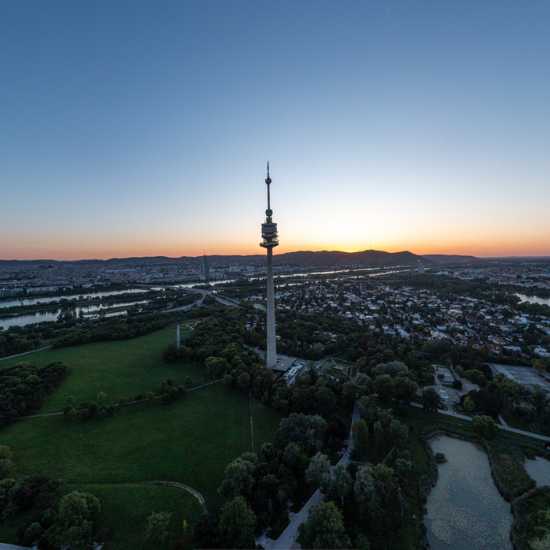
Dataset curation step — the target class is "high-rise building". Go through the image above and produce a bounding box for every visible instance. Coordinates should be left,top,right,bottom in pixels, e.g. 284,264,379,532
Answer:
260,162,278,368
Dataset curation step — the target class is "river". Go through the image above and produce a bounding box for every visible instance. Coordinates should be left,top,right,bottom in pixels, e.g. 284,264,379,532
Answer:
1,266,409,329
0,301,147,330
0,288,149,309
425,435,513,550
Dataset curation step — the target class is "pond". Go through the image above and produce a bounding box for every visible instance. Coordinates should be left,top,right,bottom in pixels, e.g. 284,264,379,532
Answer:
525,456,550,487
425,435,513,550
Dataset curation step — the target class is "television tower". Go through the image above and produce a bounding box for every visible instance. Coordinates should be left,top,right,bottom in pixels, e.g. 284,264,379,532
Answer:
260,162,278,368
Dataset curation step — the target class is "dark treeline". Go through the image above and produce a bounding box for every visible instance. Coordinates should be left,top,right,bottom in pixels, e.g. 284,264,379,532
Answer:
0,311,186,359
0,362,67,425
0,444,102,549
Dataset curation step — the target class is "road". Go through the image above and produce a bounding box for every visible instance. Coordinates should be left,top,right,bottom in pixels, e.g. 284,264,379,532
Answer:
258,404,360,550
410,402,550,443
165,288,240,313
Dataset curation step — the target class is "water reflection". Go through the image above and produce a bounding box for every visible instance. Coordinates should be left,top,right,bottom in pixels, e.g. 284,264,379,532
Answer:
425,435,512,550
525,456,550,487
0,289,148,309
0,301,147,330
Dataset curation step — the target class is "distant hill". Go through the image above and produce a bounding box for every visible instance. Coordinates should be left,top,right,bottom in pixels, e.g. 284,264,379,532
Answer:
0,250,480,268
421,254,479,265
272,249,426,267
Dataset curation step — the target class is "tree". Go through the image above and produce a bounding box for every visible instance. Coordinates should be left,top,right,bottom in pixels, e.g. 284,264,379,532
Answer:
54,491,101,550
218,455,257,499
322,464,352,505
283,443,308,472
422,388,441,412
472,415,498,440
0,457,15,480
305,452,331,487
275,413,327,454
238,372,251,390
218,496,256,549
373,374,394,402
204,356,229,379
352,419,369,461
22,522,43,546
463,395,476,412
145,511,172,547
463,369,487,387
354,464,404,535
354,465,375,504
298,501,351,549
393,376,418,404
0,446,15,479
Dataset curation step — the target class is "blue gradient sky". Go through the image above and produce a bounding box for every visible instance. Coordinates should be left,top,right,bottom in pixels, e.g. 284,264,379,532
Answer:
1,0,549,259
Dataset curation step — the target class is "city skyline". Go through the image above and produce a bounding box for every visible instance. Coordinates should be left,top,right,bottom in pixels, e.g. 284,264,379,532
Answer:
2,1,550,260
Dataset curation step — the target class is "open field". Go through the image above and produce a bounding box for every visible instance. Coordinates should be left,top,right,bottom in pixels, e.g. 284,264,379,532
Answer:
73,483,203,549
0,325,199,412
0,324,282,548
2,384,280,503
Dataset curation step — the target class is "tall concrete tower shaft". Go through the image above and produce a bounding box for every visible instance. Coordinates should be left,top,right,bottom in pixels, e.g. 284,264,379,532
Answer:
260,162,278,368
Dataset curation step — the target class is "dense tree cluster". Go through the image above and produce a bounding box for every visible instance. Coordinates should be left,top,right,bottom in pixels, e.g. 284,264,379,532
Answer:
171,309,432,549
0,362,67,425
0,446,101,549
462,373,550,435
64,377,192,422
53,312,177,348
0,326,47,358
298,402,414,550
194,413,331,548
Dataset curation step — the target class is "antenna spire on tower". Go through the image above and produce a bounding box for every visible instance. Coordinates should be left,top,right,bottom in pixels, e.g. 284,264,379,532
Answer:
265,161,272,214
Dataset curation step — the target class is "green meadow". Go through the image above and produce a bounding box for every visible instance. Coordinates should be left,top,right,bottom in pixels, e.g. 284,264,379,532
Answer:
0,325,281,548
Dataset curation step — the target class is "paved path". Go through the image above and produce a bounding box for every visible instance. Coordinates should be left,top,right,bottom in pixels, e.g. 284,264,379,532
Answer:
0,345,52,362
410,402,550,443
148,480,207,511
259,404,360,550
18,379,223,420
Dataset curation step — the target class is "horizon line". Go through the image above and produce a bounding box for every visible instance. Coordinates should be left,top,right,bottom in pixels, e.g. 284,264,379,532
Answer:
1,248,550,263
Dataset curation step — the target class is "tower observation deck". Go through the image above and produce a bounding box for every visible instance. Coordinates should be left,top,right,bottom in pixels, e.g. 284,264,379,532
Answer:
260,162,278,368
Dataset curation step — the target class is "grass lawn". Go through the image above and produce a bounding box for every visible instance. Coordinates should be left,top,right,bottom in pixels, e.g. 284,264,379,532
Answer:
0,325,282,548
2,383,280,504
72,483,203,550
0,325,203,412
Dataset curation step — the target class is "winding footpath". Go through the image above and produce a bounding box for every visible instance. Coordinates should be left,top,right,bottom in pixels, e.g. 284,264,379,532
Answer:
18,379,223,420
0,345,52,362
147,480,207,512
